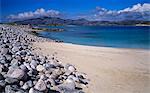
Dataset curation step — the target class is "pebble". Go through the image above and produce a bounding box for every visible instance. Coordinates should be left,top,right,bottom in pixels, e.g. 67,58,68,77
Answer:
7,68,26,80
36,65,45,72
5,77,19,84
34,79,47,91
29,88,34,93
0,64,3,73
0,80,6,87
30,60,37,69
22,82,29,90
19,64,27,71
0,25,88,93
27,80,33,87
19,81,24,86
68,65,76,72
29,88,43,93
1,48,9,55
58,78,76,91
5,85,15,93
12,46,19,53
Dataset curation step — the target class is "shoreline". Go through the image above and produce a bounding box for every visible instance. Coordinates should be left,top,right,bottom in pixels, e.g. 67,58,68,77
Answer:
1,24,149,93
51,42,150,50
31,25,150,50
33,41,150,93
28,25,150,93
0,25,89,93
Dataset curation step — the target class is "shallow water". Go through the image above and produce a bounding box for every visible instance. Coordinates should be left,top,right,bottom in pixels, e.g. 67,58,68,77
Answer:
37,25,150,49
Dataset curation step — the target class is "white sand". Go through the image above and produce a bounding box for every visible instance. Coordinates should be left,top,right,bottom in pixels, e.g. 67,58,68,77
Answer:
33,42,150,93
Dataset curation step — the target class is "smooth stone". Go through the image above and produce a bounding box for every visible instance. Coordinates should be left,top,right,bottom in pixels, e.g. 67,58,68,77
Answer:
26,80,33,87
5,85,25,93
15,91,26,93
51,69,63,78
30,60,37,69
68,66,76,72
11,58,18,64
16,51,21,55
39,75,46,80
58,79,76,91
27,70,32,76
20,50,27,55
65,70,72,76
45,63,55,69
10,59,19,68
0,80,6,87
20,65,28,71
3,39,9,43
19,81,24,86
5,77,19,84
29,88,34,93
0,64,4,73
29,88,43,93
0,55,5,61
1,72,6,76
36,65,45,72
12,46,19,53
22,82,29,90
68,75,79,82
15,55,22,62
5,85,16,93
62,89,84,93
33,81,37,85
50,61,60,67
1,48,9,55
0,59,6,64
5,55,12,61
7,68,26,80
34,79,47,91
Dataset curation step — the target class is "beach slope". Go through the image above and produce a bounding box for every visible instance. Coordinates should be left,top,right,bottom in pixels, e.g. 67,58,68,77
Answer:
33,42,150,93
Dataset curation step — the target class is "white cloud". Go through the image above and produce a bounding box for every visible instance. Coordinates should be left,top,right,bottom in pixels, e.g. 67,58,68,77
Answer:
80,3,150,21
118,3,150,13
7,3,150,22
8,8,61,21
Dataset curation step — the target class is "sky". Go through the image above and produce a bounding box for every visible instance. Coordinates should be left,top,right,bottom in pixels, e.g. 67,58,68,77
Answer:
0,0,150,22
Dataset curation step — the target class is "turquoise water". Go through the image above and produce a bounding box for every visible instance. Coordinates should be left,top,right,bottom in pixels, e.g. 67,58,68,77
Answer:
37,25,150,49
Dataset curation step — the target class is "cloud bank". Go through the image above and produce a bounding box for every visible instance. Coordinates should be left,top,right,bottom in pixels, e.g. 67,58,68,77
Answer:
8,8,61,21
79,3,150,21
7,3,150,21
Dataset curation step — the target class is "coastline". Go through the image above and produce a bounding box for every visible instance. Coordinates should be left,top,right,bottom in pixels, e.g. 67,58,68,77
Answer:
0,25,89,93
1,24,149,93
33,41,150,93
32,25,150,50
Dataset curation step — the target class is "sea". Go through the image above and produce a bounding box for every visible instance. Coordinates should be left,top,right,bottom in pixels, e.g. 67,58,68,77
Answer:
37,25,150,49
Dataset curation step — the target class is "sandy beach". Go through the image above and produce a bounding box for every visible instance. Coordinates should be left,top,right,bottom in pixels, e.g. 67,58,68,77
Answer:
33,42,150,93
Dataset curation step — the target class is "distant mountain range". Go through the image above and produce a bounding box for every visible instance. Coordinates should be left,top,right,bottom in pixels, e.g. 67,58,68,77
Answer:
12,17,150,26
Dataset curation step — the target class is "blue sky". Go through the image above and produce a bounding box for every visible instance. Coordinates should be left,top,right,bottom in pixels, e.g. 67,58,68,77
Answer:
1,0,150,22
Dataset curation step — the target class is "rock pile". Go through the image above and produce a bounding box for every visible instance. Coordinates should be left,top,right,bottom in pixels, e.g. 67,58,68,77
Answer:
0,25,88,93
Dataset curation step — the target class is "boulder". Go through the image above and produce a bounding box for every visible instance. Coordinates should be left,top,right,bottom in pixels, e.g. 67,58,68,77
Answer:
7,68,27,80
1,48,9,55
34,79,47,92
